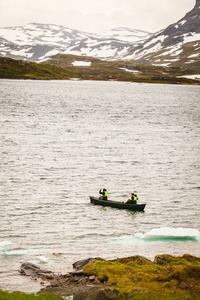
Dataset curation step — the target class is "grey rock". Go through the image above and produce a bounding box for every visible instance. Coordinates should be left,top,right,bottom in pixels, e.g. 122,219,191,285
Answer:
73,258,96,270
19,262,51,276
69,270,84,276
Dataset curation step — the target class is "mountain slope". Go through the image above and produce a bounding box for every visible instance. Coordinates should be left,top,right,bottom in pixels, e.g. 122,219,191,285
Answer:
0,23,150,62
0,56,79,79
100,27,151,42
124,0,200,69
0,1,199,71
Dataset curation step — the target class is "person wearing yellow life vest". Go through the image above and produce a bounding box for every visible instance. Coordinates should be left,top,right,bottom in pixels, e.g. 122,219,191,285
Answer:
131,192,138,204
124,192,138,204
99,189,108,200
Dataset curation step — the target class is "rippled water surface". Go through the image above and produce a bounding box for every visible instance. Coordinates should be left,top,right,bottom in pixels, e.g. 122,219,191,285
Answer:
0,80,200,292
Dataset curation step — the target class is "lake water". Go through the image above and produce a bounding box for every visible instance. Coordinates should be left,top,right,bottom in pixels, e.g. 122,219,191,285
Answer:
0,79,200,293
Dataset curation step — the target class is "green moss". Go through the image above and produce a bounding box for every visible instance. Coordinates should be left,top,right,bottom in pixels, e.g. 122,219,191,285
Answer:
83,255,200,298
0,291,62,300
154,254,200,266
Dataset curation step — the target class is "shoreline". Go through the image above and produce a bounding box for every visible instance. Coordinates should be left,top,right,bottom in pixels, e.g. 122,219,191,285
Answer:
1,77,200,86
2,253,199,299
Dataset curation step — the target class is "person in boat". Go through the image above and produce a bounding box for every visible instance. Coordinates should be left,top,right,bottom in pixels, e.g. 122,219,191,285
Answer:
124,192,138,204
99,189,108,200
131,192,138,204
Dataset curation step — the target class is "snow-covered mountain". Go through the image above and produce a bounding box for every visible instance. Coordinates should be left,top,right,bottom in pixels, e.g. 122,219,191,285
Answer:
0,0,199,69
100,27,150,42
123,0,200,68
0,23,151,62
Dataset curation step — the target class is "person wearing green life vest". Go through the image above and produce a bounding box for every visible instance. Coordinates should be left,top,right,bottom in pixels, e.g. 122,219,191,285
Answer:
131,192,138,204
124,192,138,204
99,189,108,200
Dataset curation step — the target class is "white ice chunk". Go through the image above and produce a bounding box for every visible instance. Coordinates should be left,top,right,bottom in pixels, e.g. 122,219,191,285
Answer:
144,227,200,238
0,241,13,252
36,255,48,264
3,249,35,256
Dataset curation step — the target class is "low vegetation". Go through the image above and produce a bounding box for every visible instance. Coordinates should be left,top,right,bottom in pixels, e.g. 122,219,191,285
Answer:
0,57,76,80
83,254,200,299
0,54,200,84
0,255,199,299
46,54,200,84
0,291,62,300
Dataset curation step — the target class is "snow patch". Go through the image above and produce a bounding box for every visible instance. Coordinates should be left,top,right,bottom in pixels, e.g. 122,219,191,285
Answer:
188,53,199,58
72,61,91,66
38,49,61,62
144,35,166,48
177,74,200,80
101,27,151,43
178,20,187,26
119,68,140,73
153,62,170,67
10,47,33,58
183,33,200,43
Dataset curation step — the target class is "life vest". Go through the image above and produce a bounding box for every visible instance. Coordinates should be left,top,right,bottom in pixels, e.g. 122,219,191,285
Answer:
131,194,137,201
134,195,137,201
103,191,108,198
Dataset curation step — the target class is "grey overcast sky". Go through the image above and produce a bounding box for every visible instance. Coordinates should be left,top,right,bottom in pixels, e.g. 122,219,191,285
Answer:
0,0,196,34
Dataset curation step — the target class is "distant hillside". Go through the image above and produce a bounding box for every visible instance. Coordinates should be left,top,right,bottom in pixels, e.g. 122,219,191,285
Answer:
1,54,200,84
0,56,75,79
44,53,200,84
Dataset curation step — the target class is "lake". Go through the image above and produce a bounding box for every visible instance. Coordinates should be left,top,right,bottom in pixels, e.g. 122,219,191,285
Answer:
0,79,199,292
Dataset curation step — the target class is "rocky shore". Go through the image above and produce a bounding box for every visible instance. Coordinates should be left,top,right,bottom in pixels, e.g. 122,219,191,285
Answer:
19,258,118,299
17,254,200,299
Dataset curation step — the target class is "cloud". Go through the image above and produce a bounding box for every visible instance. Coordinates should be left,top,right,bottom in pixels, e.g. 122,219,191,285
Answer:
0,0,196,33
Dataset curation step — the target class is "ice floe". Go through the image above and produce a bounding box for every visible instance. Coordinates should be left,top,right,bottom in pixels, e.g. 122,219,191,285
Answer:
36,255,48,264
139,227,200,239
0,241,39,257
2,249,37,257
0,241,13,252
109,227,200,245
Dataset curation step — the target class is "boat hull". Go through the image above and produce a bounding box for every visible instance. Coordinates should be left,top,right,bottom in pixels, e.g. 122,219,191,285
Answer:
90,196,146,211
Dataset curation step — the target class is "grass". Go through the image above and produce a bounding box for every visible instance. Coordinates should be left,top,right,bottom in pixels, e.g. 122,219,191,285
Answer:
45,54,200,84
83,254,200,299
0,291,62,300
0,57,76,80
1,54,199,84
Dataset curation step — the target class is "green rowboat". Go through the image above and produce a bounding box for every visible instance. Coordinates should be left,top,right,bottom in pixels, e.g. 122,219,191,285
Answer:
90,196,146,211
